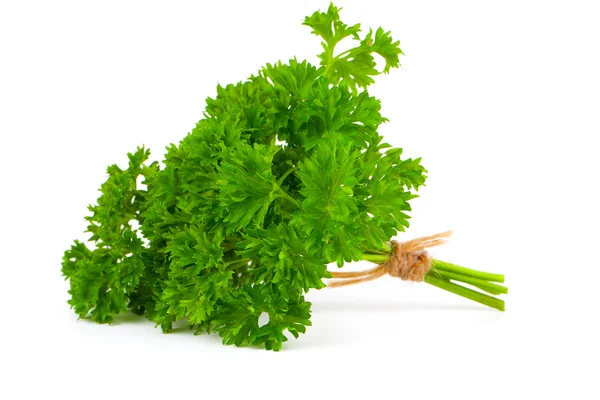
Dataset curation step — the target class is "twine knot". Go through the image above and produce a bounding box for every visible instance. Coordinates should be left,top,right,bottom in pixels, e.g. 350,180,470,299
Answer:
385,240,431,282
327,231,452,287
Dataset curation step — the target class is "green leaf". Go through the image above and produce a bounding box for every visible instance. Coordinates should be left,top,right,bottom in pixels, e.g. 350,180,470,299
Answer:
304,2,403,91
62,147,152,323
217,144,280,234
237,224,330,299
207,284,312,351
292,144,364,266
156,226,231,327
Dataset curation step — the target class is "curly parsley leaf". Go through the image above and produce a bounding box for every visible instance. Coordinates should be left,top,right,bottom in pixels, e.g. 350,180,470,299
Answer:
304,2,404,91
62,147,154,323
205,284,312,351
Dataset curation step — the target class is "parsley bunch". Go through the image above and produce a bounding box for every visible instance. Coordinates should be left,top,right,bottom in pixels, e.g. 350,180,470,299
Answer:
62,3,506,351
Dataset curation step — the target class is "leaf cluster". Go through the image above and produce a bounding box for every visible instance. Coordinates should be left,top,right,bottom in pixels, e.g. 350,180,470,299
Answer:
62,3,426,350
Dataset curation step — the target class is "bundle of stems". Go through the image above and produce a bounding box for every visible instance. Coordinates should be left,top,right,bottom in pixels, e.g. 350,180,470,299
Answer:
362,250,507,311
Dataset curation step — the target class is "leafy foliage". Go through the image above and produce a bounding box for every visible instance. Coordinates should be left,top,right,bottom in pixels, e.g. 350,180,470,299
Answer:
62,3,426,350
303,3,403,91
62,147,155,323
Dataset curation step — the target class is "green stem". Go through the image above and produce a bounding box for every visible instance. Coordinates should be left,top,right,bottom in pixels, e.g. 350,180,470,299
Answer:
362,249,389,255
361,253,388,263
424,275,505,311
276,166,297,186
430,268,508,295
325,49,354,77
334,48,353,59
267,132,276,148
323,40,340,78
379,243,393,253
357,252,507,311
278,189,301,209
224,258,251,267
362,243,392,255
362,253,388,263
431,259,504,283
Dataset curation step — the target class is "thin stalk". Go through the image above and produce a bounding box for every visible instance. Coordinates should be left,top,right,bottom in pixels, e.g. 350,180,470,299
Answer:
224,258,251,267
361,243,394,255
276,166,297,186
266,132,276,148
467,283,503,296
432,259,505,283
362,253,389,263
278,189,301,209
362,253,388,263
364,243,392,254
323,46,335,77
379,243,393,253
362,248,389,255
430,268,508,295
425,275,505,311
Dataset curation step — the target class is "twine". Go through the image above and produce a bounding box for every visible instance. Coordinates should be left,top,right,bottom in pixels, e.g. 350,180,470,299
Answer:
327,231,452,287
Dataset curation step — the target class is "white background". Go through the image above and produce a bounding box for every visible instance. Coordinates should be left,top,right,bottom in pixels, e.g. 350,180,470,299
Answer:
1,0,599,399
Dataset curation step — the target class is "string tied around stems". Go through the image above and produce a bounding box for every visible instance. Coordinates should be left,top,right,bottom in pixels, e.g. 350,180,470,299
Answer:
327,231,452,287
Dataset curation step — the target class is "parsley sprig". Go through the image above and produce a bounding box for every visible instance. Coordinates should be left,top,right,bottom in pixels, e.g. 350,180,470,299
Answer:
62,3,506,351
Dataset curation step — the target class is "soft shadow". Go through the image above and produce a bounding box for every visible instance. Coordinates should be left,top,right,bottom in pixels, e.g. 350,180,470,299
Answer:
284,301,497,351
166,318,194,334
72,303,494,352
110,312,149,325
166,320,266,351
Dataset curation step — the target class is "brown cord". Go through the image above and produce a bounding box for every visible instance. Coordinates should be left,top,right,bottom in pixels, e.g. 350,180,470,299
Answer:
327,231,452,287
